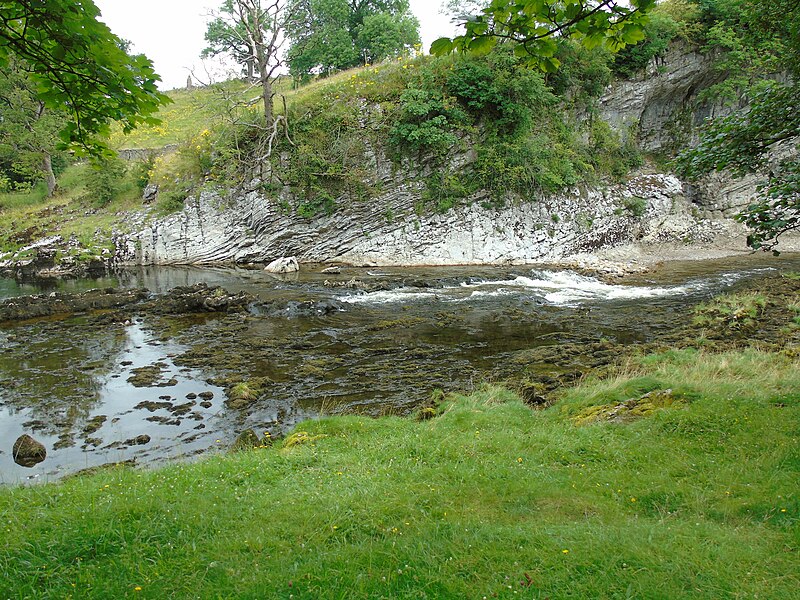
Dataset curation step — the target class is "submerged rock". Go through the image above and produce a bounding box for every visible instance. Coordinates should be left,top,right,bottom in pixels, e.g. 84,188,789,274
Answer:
67,459,136,479
127,363,171,388
12,434,47,467
0,288,148,323
82,415,107,435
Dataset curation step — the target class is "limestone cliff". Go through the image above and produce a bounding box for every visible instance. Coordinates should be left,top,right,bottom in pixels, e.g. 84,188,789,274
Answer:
117,45,771,267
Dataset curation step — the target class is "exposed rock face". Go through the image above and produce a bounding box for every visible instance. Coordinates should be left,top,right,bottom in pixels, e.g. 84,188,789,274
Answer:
12,434,47,467
118,173,737,266
142,184,159,204
598,42,731,154
0,235,112,280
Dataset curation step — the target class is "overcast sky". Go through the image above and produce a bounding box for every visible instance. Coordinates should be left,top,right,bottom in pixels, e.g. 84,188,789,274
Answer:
93,0,461,90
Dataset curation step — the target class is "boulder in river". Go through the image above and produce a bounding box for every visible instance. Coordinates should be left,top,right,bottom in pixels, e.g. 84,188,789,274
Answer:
265,256,299,274
143,283,254,314
12,434,46,467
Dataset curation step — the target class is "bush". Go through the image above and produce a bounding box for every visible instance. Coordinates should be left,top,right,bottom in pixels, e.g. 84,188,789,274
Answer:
389,88,465,157
85,156,127,206
612,10,681,77
587,119,643,180
132,155,156,193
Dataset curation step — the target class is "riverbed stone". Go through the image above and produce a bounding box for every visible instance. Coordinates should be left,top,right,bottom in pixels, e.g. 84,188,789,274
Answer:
265,256,299,273
127,363,169,387
12,435,47,467
0,288,148,323
82,415,107,435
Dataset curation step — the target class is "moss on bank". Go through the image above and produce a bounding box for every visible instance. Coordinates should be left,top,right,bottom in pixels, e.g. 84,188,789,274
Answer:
1,347,798,599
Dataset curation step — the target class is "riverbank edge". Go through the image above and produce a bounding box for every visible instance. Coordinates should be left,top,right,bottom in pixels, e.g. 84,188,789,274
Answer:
7,233,799,283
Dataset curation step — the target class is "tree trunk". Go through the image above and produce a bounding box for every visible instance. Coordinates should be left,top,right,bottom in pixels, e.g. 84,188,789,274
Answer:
247,56,255,83
42,152,57,197
260,60,272,124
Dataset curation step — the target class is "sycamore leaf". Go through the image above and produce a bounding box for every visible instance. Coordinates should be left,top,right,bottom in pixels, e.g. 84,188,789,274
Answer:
539,56,561,73
430,37,454,55
620,24,646,45
468,36,496,55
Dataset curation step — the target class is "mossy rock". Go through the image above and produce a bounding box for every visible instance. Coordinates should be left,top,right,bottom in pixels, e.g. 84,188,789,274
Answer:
572,389,685,426
230,429,272,452
127,363,174,387
514,380,549,407
224,377,272,410
12,434,46,467
282,431,327,449
82,415,107,435
693,293,767,332
416,406,438,421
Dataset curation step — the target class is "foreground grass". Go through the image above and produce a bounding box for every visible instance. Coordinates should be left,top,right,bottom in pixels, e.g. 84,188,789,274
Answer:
1,349,798,599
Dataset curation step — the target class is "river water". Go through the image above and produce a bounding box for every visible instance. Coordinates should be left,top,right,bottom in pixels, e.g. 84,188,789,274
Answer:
1,254,798,484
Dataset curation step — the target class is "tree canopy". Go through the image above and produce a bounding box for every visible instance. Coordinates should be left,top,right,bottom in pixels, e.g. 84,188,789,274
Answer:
675,0,800,252
431,0,658,72
0,0,170,156
286,0,420,79
202,0,260,81
0,58,66,195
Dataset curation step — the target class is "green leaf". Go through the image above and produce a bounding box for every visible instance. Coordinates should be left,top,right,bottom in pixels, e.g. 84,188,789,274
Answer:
539,56,561,73
468,36,496,55
620,24,646,45
430,37,454,56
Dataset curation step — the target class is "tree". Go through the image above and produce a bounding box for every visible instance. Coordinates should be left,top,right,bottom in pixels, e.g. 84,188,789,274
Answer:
0,59,66,196
0,0,170,156
675,0,800,252
202,0,257,82
205,0,297,129
430,0,658,72
286,0,420,79
441,0,488,21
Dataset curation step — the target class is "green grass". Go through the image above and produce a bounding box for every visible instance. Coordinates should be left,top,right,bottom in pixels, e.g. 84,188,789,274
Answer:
108,68,378,150
108,79,254,149
1,348,798,598
693,292,768,329
0,163,144,255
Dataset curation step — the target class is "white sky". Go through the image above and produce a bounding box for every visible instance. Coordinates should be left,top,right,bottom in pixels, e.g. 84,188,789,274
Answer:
93,0,461,90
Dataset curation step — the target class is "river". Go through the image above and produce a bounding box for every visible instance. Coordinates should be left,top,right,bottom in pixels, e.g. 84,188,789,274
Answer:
1,254,798,484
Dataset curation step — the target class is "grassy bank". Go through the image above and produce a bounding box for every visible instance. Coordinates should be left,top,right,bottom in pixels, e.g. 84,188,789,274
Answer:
0,163,145,257
1,348,798,598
